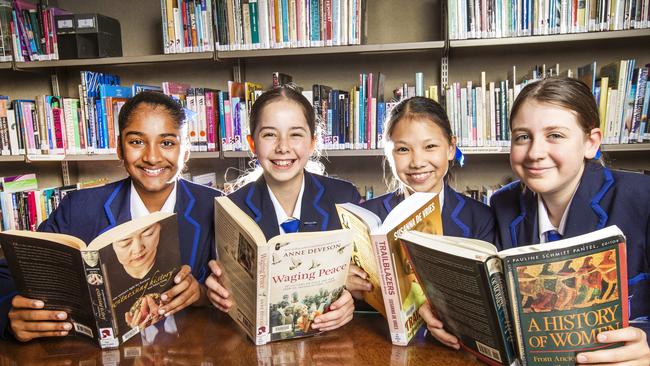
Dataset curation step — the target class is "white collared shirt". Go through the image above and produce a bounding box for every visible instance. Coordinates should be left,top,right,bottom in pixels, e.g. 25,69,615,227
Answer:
537,188,576,243
267,178,305,234
130,181,178,219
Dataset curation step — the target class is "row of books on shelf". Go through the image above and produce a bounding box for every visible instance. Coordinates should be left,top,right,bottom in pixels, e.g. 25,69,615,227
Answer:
0,68,429,156
0,173,107,231
0,0,66,62
162,0,365,54
161,0,216,53
448,0,650,40
447,60,650,147
180,0,365,53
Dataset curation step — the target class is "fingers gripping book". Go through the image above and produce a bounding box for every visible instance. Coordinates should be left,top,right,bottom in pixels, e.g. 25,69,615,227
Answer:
0,212,182,348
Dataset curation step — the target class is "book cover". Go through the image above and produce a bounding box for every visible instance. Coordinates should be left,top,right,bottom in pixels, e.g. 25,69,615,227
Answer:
215,196,353,345
400,225,629,366
336,192,443,345
0,212,182,348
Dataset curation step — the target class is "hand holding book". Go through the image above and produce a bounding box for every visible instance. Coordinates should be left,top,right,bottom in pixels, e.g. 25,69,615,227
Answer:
418,302,460,350
157,264,201,318
575,326,650,364
346,264,372,300
309,290,354,332
205,259,233,313
8,295,72,342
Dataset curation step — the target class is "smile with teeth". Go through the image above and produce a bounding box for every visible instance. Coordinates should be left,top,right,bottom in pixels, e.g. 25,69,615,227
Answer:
272,159,295,168
408,172,432,182
141,167,166,176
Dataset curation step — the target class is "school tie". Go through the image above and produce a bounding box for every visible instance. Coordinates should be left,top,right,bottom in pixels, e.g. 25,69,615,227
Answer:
281,218,300,233
546,230,563,242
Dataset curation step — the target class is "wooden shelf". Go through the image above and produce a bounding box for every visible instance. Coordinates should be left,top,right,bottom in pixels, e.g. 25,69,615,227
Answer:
191,151,222,158
0,62,12,70
14,52,215,69
217,41,445,59
0,155,26,162
449,29,650,48
323,149,385,157
602,143,650,151
6,144,648,163
222,151,253,158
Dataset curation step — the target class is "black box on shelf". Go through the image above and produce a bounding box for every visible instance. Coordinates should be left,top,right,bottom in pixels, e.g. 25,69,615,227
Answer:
55,13,122,59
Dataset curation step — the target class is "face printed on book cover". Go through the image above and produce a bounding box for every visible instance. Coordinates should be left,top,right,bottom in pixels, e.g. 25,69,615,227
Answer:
113,222,161,279
118,103,189,200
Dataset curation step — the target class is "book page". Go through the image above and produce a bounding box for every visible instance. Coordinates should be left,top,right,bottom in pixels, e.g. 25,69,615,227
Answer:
266,229,353,342
0,234,97,340
98,214,182,343
502,226,628,365
336,204,386,316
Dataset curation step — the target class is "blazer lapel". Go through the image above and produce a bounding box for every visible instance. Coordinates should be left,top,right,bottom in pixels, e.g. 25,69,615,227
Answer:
442,185,470,237
102,179,131,234
176,179,201,270
245,177,281,240
511,187,539,247
564,163,613,237
299,172,328,232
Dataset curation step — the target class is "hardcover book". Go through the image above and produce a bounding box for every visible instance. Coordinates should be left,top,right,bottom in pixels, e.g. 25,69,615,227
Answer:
335,192,443,346
0,212,182,348
215,196,354,345
399,225,628,366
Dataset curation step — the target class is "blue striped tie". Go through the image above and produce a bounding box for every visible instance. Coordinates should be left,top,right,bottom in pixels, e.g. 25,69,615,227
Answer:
281,218,300,233
546,230,562,242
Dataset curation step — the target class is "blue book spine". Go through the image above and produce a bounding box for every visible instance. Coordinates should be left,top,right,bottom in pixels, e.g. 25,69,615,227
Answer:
281,0,289,43
310,0,320,43
376,102,386,144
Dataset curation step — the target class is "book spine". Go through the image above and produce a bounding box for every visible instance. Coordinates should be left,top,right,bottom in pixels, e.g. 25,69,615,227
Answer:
197,88,208,151
82,251,119,348
205,91,216,151
255,242,271,345
372,234,408,345
485,257,518,365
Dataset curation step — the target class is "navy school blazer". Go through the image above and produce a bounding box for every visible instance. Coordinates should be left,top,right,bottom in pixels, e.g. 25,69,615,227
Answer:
228,171,362,240
361,183,496,243
490,162,650,335
0,177,222,339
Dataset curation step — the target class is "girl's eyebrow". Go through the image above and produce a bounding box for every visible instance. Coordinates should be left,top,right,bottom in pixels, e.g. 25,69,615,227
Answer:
124,131,179,138
542,125,570,132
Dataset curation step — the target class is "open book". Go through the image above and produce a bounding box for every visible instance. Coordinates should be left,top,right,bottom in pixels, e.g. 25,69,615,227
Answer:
335,192,443,345
0,212,182,348
400,225,628,366
214,196,354,345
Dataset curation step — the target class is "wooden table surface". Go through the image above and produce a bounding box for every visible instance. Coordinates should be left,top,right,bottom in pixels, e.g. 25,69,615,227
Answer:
0,309,486,365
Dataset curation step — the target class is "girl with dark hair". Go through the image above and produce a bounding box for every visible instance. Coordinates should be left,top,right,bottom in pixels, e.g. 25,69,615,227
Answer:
1,91,222,341
205,87,361,332
491,76,650,363
350,96,495,348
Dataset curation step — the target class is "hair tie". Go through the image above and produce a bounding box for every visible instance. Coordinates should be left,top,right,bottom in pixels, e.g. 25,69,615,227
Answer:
455,146,465,167
593,148,601,160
